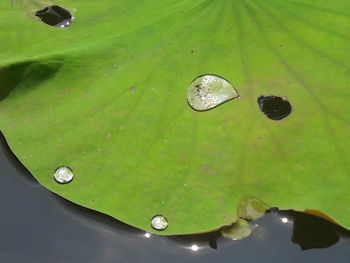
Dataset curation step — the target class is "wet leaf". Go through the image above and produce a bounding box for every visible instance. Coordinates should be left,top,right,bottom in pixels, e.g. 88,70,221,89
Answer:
237,196,269,221
221,219,252,240
1,0,350,234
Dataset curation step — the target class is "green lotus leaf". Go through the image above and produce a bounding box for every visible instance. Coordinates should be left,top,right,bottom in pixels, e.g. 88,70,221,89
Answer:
221,218,253,241
1,0,350,234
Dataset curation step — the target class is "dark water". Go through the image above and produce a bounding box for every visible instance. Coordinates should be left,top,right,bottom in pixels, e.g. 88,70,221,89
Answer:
257,95,292,120
0,132,349,263
35,5,73,28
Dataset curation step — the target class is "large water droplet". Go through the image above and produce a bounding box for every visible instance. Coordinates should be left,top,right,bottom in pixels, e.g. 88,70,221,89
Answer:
237,196,269,221
151,215,168,231
187,74,239,111
54,166,74,184
257,95,292,120
35,5,73,28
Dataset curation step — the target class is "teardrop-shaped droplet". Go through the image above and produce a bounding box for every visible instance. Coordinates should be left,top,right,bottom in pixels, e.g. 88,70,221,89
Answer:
35,5,73,28
54,166,74,184
257,95,292,120
151,215,168,231
187,74,239,111
237,196,269,221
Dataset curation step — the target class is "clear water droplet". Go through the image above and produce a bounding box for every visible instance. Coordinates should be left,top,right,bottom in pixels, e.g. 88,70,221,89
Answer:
237,196,269,221
54,166,74,184
187,74,239,111
151,215,168,231
257,95,292,120
35,5,73,28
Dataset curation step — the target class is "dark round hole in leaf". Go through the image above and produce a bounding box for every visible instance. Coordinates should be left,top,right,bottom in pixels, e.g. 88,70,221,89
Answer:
257,95,292,120
35,5,73,28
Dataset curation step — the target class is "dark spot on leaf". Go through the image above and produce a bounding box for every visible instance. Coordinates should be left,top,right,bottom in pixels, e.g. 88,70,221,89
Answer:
35,5,73,28
257,95,292,120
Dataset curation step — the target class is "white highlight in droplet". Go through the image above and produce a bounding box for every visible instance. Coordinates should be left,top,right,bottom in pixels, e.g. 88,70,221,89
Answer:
54,166,74,184
144,233,151,238
151,215,168,231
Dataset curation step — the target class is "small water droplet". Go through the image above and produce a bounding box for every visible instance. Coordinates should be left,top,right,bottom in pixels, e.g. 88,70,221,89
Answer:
54,166,74,184
35,5,73,28
151,215,168,231
257,95,292,120
187,74,239,111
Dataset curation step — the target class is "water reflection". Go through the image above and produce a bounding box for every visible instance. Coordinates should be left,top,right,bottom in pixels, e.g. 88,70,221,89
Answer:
281,217,289,224
167,230,222,252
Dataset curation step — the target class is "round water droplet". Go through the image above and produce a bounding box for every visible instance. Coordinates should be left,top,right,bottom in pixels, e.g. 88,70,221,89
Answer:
187,74,239,111
151,215,168,231
257,95,292,120
54,166,74,184
35,5,73,28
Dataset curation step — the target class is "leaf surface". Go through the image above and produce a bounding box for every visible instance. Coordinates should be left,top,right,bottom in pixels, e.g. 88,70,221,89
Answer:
1,0,350,234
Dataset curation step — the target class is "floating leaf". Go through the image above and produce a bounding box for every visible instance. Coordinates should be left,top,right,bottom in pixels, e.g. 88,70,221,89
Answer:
1,0,350,234
237,196,269,221
221,219,252,240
